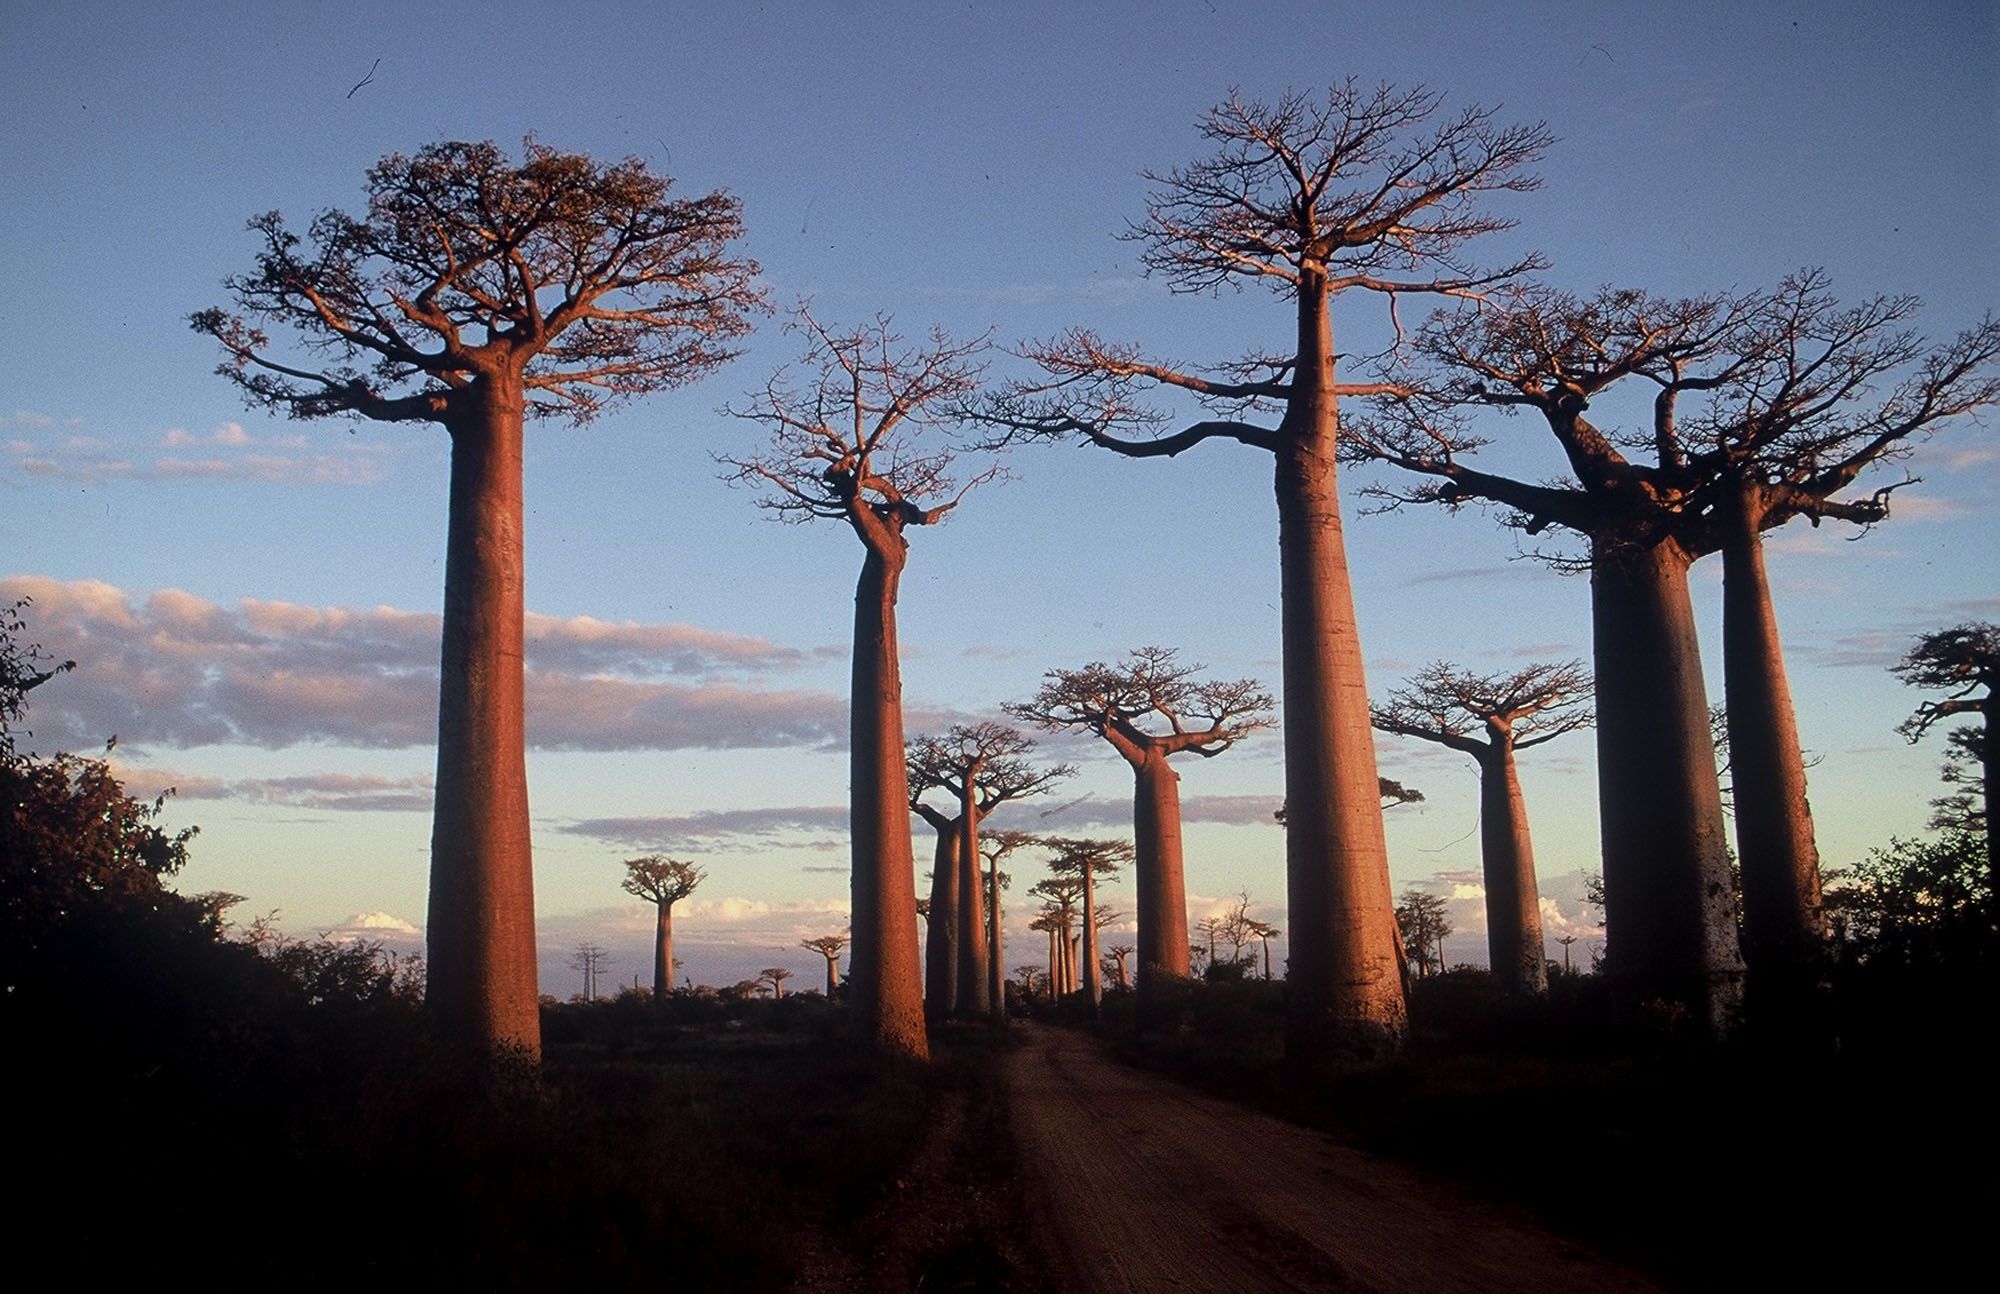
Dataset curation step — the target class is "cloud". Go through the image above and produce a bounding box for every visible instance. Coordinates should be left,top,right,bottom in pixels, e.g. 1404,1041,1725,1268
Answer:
563,805,850,851
322,911,423,944
128,765,438,813
1403,564,1548,587
0,410,82,430
1030,793,1284,829
6,421,390,484
4,575,846,754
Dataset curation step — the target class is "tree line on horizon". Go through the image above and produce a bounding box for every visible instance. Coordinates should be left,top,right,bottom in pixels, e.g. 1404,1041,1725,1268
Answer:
160,80,1998,1067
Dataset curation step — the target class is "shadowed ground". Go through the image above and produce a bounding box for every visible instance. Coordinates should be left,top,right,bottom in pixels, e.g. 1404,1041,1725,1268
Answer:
1002,1023,1657,1293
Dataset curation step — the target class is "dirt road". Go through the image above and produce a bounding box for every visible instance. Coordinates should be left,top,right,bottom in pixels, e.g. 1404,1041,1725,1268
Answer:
1000,1023,1659,1293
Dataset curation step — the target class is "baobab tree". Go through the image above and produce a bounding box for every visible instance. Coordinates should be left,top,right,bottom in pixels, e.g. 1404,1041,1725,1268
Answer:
801,934,848,998
1372,661,1592,995
622,855,707,1003
194,140,761,1056
1393,890,1451,979
1106,945,1135,989
907,726,1069,1019
1671,280,1999,1004
1354,277,2000,1024
1248,920,1280,979
1348,285,1761,1029
982,85,1548,1060
1042,837,1131,1015
759,967,793,1000
980,829,1035,1024
724,314,999,1061
1897,623,1999,899
1030,875,1085,998
1010,648,1269,1021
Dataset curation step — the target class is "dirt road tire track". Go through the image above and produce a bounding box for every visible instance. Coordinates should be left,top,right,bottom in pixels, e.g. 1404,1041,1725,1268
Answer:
1001,1023,1659,1293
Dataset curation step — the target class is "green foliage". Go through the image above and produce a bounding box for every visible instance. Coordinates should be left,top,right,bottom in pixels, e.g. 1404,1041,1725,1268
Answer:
1825,832,1992,969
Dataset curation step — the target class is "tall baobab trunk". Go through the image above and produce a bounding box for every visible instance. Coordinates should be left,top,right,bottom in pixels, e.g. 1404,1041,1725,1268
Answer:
1132,753,1192,1015
1719,484,1829,1015
921,812,960,1021
1476,738,1548,995
428,378,541,1057
1046,927,1059,999
822,953,840,998
1278,274,1405,1063
955,782,991,1017
1592,535,1743,1032
652,902,676,1002
849,545,930,1060
987,856,1007,1024
1082,865,1103,1016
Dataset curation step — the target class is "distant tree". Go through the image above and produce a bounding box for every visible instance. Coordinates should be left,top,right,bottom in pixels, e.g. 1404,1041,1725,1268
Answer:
907,725,1068,1020
1216,891,1262,969
1372,661,1592,994
1041,838,1130,1016
980,829,1034,1024
758,967,794,1000
1010,647,1268,1022
1013,963,1043,998
724,313,1001,1061
568,944,610,1002
1030,877,1084,998
980,84,1548,1062
622,855,706,1002
801,934,848,998
1393,890,1451,978
194,140,761,1057
1247,920,1280,979
1896,623,1998,900
1106,944,1135,989
1555,933,1581,975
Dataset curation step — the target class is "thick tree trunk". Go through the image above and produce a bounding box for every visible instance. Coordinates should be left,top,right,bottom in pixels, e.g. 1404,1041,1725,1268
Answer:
1132,753,1192,1026
955,783,991,1017
1592,535,1744,1033
652,902,673,1001
1082,866,1102,1016
1046,928,1058,999
922,818,960,1021
1277,275,1405,1063
848,547,930,1060
824,954,840,998
1477,742,1548,995
1719,486,1829,1017
987,857,1007,1024
427,378,540,1057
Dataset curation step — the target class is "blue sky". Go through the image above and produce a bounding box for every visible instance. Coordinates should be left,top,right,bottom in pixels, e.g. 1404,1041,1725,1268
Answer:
4,1,1994,992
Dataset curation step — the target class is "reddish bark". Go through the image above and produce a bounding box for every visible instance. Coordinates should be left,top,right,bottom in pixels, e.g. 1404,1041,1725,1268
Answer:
1719,483,1829,1011
427,382,539,1053
917,804,961,1021
1593,537,1744,1030
848,548,929,1059
1475,742,1547,995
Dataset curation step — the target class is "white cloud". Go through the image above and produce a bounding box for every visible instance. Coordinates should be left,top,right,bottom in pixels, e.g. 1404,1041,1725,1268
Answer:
3,575,848,755
7,421,389,484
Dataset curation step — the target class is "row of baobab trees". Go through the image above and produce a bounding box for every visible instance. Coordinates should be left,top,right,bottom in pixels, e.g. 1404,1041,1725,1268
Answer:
195,80,1998,1064
617,644,1594,1029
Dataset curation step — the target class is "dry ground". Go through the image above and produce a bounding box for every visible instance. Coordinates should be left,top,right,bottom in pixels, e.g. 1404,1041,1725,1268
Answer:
1002,1022,1659,1293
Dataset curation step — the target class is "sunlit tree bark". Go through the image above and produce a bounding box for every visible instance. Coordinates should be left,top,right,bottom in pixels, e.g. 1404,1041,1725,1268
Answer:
725,314,999,1061
195,141,761,1056
982,85,1547,1061
1010,647,1268,1026
622,855,706,1001
1373,662,1591,994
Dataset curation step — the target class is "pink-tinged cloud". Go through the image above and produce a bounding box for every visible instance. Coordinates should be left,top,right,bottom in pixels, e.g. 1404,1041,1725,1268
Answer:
1031,793,1285,829
113,764,435,812
563,805,851,851
5,575,846,754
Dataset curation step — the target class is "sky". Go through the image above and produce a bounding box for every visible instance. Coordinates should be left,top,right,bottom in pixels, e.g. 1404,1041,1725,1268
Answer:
4,1,1995,995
